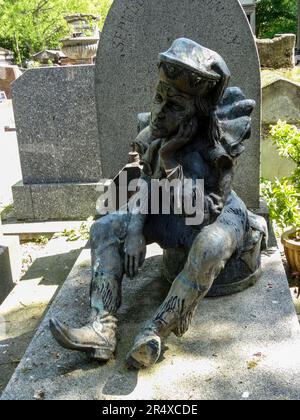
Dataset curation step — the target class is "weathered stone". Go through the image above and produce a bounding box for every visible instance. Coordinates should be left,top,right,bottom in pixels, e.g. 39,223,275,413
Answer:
12,181,105,221
257,34,296,69
262,78,300,125
2,237,300,400
95,0,261,208
11,182,34,220
12,65,102,185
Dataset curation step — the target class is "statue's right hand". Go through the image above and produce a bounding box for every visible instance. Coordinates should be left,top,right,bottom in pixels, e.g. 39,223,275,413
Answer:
124,233,146,279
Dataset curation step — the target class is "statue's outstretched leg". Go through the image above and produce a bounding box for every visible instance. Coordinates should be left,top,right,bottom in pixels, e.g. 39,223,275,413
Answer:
127,222,241,369
50,213,129,362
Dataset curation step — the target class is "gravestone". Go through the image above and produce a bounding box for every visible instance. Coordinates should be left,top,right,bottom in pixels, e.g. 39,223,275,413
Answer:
95,0,261,208
262,78,300,125
261,78,299,181
12,65,104,220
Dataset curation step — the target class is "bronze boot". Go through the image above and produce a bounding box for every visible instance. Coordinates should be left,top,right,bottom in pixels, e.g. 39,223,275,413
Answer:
50,311,117,361
50,272,122,362
127,278,202,369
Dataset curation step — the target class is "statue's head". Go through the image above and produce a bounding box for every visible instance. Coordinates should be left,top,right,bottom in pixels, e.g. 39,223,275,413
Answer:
151,38,230,140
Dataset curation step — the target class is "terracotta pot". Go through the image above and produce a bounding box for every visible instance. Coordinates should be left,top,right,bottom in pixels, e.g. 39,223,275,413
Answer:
281,227,300,273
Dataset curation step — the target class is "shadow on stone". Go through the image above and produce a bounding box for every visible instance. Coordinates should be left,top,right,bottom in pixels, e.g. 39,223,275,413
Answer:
21,248,83,287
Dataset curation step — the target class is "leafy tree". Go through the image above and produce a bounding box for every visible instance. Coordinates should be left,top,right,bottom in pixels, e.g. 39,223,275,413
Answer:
0,0,113,64
256,0,298,38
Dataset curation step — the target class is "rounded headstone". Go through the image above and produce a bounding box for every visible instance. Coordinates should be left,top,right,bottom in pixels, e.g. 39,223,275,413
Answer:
95,0,261,207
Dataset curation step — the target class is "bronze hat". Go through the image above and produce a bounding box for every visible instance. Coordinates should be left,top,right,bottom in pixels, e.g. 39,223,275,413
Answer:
158,38,230,104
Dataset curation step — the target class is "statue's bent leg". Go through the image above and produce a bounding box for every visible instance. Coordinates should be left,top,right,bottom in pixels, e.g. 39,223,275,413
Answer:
127,222,240,369
50,212,130,361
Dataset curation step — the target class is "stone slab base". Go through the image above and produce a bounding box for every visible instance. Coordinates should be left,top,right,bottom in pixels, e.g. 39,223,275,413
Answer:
12,181,106,221
0,236,21,304
2,239,300,400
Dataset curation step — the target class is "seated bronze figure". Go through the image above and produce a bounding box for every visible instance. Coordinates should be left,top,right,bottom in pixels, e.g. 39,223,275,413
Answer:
50,38,267,369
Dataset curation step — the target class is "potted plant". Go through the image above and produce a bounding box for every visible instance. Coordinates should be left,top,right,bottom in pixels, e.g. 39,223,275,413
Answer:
282,227,300,272
261,121,300,272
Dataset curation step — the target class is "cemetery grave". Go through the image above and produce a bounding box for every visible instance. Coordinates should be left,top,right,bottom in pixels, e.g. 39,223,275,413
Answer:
0,0,300,401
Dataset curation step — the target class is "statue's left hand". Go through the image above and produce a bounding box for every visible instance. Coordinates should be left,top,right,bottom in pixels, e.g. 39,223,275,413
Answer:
124,232,147,279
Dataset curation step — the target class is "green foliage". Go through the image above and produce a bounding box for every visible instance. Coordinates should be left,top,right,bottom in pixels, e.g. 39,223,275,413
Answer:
261,178,300,230
270,120,300,163
261,121,300,231
59,217,94,242
0,0,113,64
33,235,50,245
0,203,14,219
256,0,298,38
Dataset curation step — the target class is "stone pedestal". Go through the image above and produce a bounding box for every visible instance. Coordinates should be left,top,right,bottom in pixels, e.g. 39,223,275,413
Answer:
12,181,106,221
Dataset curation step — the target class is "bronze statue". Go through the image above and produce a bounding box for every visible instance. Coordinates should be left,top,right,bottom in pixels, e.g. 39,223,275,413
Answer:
50,39,267,369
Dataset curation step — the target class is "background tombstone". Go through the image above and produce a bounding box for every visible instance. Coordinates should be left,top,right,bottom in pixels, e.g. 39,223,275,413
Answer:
95,0,261,208
261,77,299,181
12,65,104,221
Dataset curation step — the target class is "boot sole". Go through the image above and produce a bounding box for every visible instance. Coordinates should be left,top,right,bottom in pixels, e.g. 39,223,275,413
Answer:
126,337,161,369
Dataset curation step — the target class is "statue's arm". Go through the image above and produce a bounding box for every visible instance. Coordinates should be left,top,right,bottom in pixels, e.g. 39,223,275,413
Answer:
123,174,150,279
127,175,150,234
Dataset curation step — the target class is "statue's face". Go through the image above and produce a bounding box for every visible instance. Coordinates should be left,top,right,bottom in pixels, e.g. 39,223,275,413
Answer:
150,81,196,138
